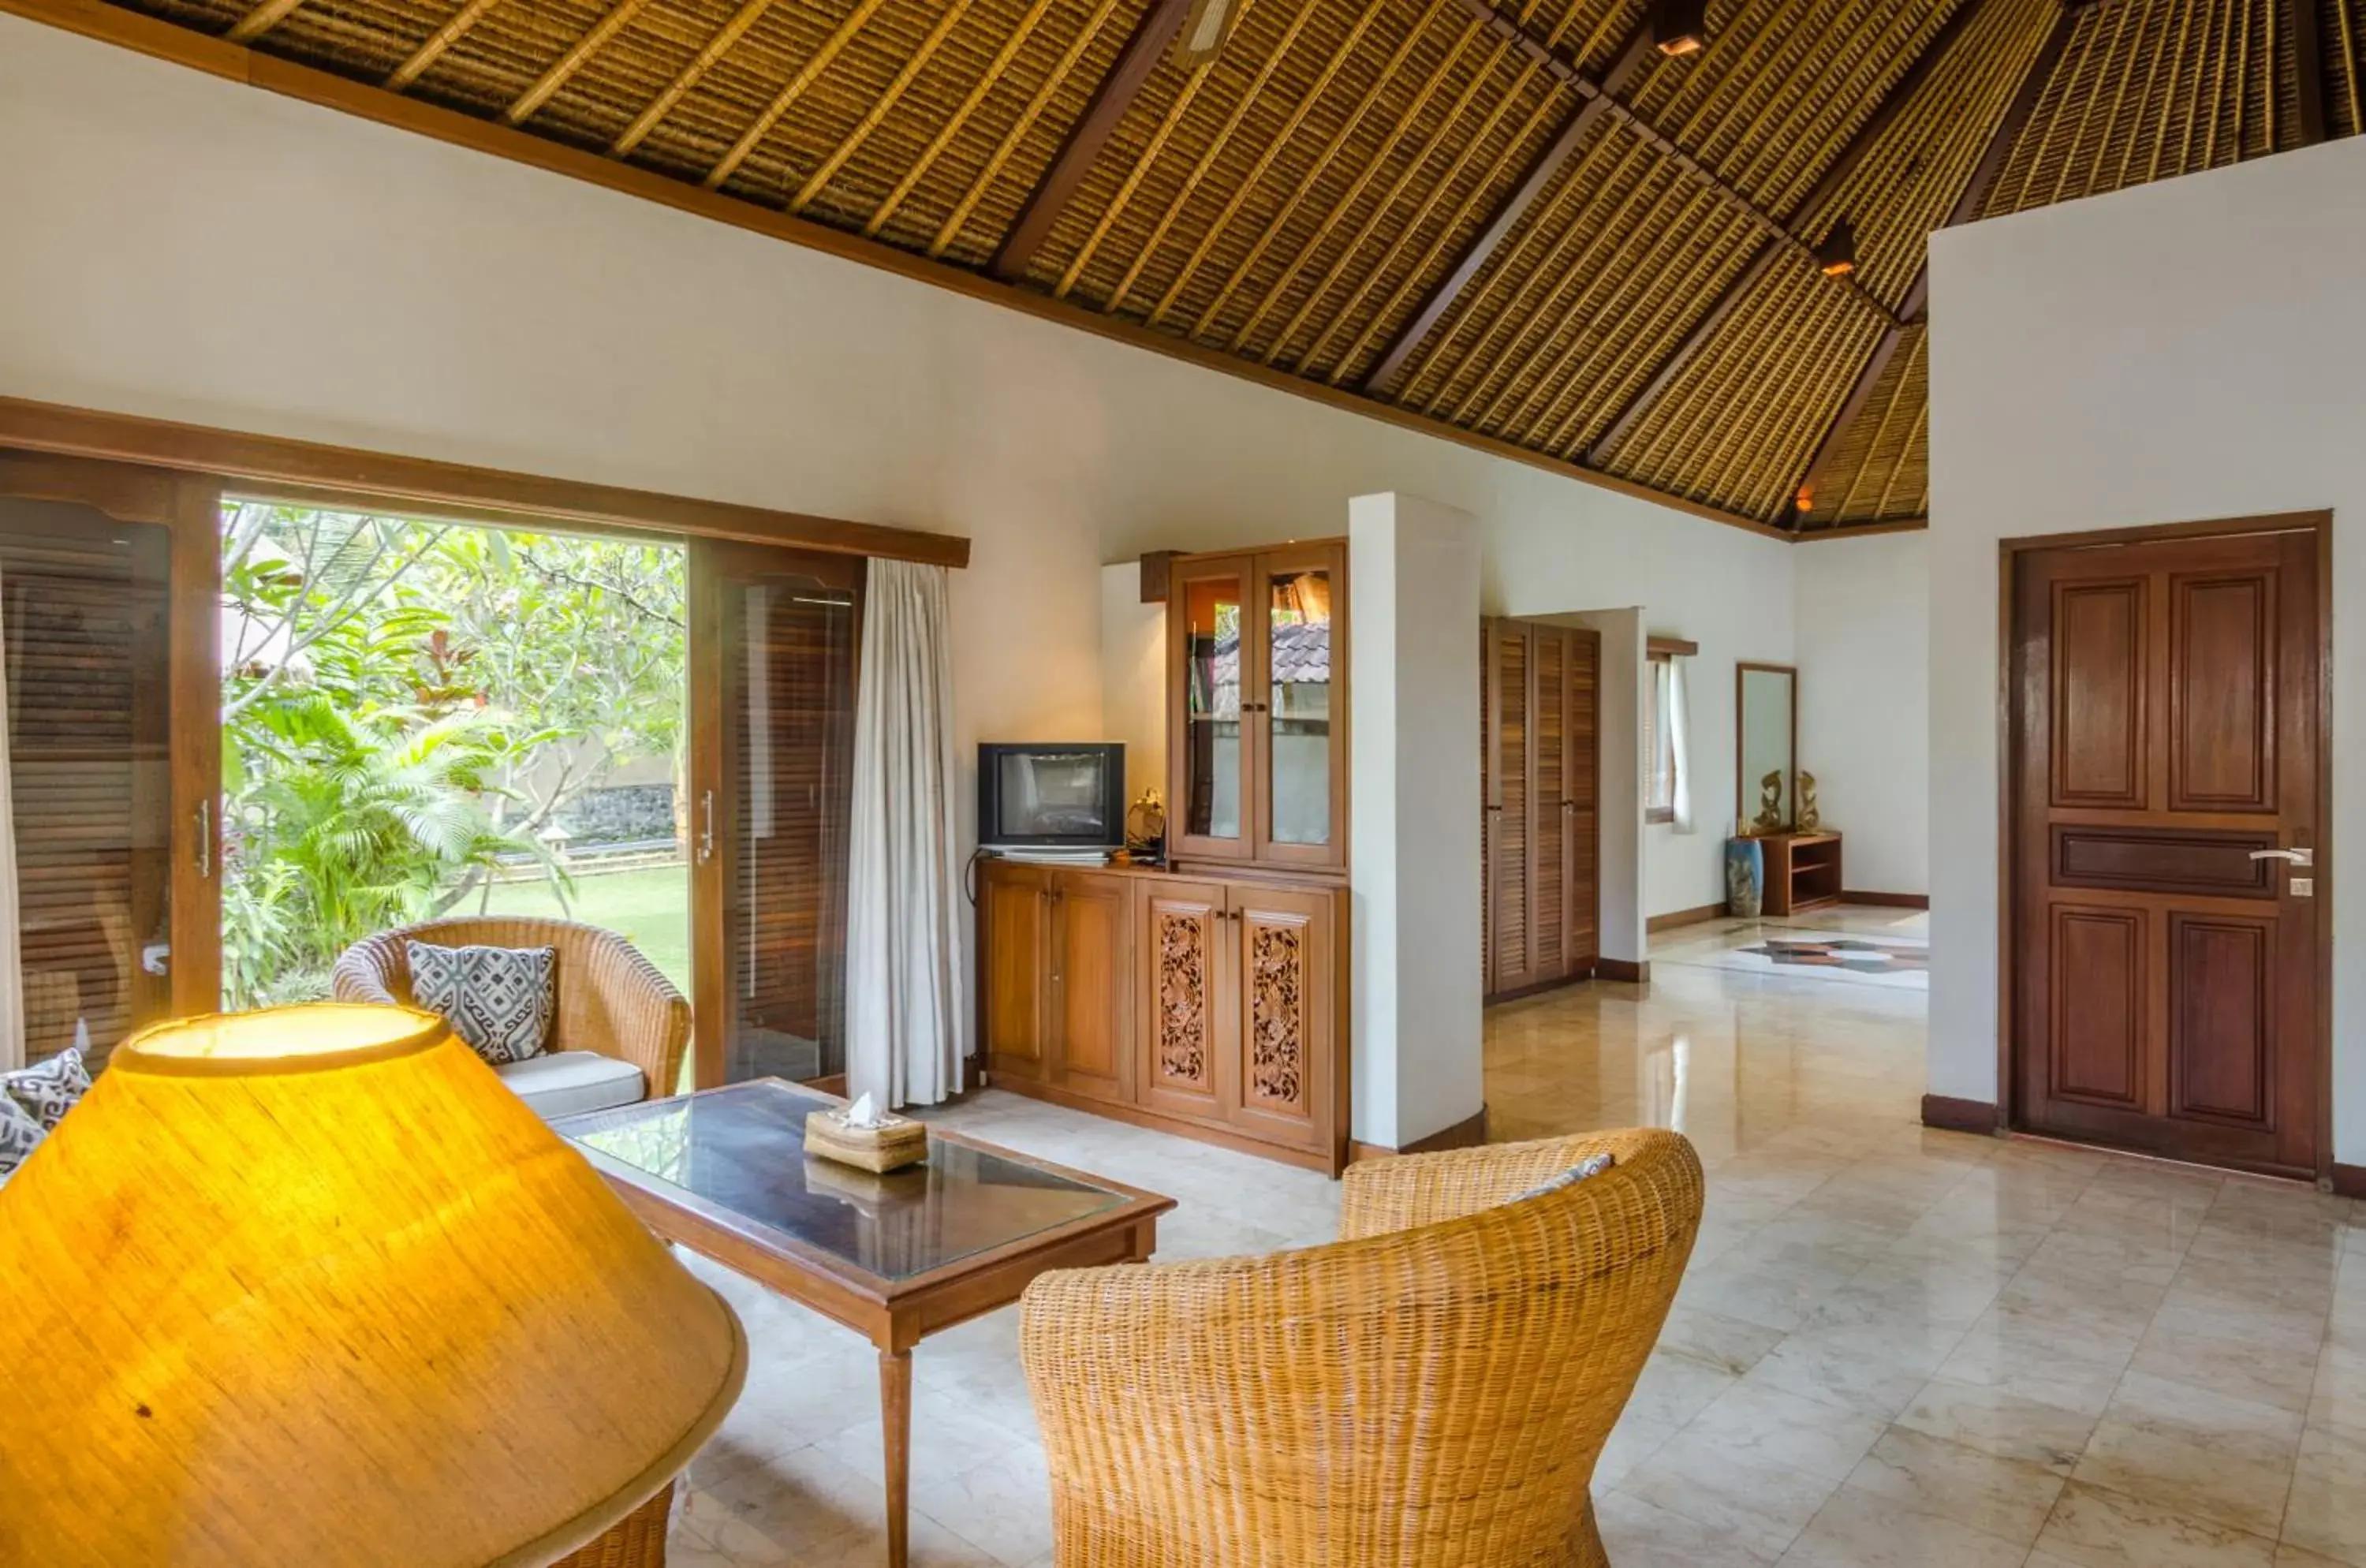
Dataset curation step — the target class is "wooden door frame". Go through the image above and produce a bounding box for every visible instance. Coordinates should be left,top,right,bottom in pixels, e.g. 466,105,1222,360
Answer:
0,450,223,1017
1995,510,2334,1182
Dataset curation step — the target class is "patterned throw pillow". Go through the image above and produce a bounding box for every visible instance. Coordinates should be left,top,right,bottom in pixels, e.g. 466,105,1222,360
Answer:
3,1046,91,1132
0,1093,45,1181
1509,1150,1616,1204
406,942,556,1066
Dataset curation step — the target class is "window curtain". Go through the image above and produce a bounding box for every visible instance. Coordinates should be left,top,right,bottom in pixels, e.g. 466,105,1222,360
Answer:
844,560,965,1109
1668,654,1695,835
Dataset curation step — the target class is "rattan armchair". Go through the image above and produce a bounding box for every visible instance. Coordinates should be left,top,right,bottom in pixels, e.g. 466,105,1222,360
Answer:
332,917,691,1101
1020,1129,1704,1567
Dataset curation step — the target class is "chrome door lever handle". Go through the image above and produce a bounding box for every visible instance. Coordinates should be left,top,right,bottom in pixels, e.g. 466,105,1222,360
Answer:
2249,848,2313,866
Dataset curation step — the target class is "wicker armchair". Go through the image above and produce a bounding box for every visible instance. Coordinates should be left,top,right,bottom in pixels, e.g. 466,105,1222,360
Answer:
1020,1129,1704,1567
333,917,691,1103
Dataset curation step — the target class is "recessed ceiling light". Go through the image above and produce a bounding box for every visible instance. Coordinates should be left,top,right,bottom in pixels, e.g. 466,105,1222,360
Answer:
1651,0,1708,56
1814,217,1860,278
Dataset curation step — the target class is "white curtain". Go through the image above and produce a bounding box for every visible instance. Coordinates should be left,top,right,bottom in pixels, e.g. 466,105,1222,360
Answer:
0,570,21,1070
845,560,965,1109
1668,655,1695,835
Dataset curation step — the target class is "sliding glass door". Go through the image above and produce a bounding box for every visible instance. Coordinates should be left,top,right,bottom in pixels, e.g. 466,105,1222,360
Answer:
0,453,220,1067
687,540,862,1088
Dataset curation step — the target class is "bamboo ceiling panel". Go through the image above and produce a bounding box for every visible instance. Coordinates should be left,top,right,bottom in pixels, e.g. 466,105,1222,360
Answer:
62,0,2366,532
1612,252,1889,519
1621,0,1962,215
1395,129,1769,453
1805,325,1929,525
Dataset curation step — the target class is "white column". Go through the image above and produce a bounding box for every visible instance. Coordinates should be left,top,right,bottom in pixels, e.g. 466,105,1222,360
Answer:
1349,492,1484,1150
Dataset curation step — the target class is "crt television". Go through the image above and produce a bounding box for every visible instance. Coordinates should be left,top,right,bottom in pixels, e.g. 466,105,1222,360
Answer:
977,743,1125,852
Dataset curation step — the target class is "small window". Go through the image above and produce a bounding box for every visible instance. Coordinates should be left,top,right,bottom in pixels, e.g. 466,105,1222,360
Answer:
1645,653,1677,824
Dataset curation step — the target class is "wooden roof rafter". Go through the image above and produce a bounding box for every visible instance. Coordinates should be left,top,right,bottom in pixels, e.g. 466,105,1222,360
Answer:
1304,6,1616,381
1437,0,1911,327
1583,0,1991,469
1359,18,1661,394
993,0,1192,280
1794,0,2081,528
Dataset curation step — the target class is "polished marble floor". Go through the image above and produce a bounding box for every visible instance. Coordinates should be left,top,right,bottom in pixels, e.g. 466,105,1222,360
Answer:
667,905,2364,1566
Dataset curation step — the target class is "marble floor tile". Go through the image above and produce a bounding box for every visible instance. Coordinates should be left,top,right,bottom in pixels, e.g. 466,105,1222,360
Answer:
659,905,2360,1566
2032,1480,2278,1568
1778,1480,2028,1567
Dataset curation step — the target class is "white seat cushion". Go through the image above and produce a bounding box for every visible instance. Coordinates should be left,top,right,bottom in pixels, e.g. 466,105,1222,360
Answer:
494,1050,646,1121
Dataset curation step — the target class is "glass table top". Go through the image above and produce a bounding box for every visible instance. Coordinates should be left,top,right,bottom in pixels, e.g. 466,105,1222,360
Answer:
559,1081,1133,1281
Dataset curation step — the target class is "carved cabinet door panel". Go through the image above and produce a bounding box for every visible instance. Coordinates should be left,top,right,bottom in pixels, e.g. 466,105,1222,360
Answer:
1134,879,1228,1125
1225,883,1334,1154
1050,870,1133,1106
980,863,1052,1085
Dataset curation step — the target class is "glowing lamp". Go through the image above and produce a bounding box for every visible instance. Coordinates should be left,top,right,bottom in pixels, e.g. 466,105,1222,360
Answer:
1815,217,1860,278
1651,0,1707,55
0,1005,745,1567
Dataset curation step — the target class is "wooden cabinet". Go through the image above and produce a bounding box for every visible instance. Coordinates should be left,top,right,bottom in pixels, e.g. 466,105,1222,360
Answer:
1482,617,1599,1000
1757,832,1842,917
980,860,1347,1173
1166,543,1346,873
980,863,1133,1107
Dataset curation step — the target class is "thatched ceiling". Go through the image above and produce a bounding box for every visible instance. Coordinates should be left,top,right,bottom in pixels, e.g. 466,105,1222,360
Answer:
37,0,2366,532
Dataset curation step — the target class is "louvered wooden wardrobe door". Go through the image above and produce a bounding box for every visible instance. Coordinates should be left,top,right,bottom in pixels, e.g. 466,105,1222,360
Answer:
1529,626,1572,984
1483,618,1599,1001
1483,619,1538,995
1562,626,1601,976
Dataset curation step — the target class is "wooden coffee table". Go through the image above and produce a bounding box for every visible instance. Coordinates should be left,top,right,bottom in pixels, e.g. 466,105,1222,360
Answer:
555,1079,1174,1567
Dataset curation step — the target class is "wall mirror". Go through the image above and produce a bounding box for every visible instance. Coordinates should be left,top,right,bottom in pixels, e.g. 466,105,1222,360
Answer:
1736,663,1797,834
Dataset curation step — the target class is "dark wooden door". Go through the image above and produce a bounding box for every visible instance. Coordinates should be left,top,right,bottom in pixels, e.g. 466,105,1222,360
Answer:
1049,868,1131,1105
688,540,861,1088
1226,882,1333,1155
2011,525,2323,1179
1134,877,1226,1124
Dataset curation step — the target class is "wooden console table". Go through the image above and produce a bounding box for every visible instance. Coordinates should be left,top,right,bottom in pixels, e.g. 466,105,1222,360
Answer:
1756,832,1843,916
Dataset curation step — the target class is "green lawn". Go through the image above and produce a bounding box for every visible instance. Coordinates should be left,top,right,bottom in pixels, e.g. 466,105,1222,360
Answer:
478,863,691,992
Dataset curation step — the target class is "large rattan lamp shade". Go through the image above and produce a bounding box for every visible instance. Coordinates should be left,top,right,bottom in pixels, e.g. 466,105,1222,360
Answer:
0,1004,745,1567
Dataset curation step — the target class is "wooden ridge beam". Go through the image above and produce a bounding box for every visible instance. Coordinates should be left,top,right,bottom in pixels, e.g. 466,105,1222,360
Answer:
1360,21,1657,394
1790,0,2081,528
1581,0,1993,469
992,0,1190,281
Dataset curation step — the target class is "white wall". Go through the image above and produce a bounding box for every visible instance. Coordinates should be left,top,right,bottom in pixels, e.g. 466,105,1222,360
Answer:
1796,532,1930,897
1097,563,1165,806
1349,494,1483,1148
1928,132,2366,1159
1482,517,1798,918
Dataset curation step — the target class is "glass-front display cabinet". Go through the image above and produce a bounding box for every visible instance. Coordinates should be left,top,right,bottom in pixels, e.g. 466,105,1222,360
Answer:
1166,542,1345,872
